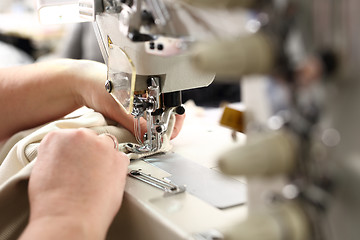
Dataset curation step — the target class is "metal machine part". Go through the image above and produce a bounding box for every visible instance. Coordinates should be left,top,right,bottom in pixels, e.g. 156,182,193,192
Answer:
88,0,217,153
128,169,186,196
145,152,247,209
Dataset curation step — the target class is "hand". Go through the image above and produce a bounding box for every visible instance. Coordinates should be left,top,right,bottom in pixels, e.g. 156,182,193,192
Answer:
21,129,129,239
67,60,140,135
67,59,185,140
0,59,185,141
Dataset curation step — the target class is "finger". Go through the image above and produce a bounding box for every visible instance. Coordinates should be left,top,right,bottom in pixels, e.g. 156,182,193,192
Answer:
77,127,98,136
98,133,119,150
171,114,186,140
118,151,130,165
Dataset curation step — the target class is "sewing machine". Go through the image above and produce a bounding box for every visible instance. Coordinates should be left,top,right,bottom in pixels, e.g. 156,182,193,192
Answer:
37,0,251,153
37,0,360,239
85,3,250,239
89,0,215,153
36,1,249,239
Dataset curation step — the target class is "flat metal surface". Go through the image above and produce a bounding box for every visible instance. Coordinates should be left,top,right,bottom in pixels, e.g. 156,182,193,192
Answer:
144,152,247,209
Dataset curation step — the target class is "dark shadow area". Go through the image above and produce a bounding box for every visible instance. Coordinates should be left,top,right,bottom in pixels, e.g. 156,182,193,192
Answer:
182,81,241,107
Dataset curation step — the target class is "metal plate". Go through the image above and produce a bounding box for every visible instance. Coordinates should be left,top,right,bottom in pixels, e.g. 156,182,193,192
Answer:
144,152,247,209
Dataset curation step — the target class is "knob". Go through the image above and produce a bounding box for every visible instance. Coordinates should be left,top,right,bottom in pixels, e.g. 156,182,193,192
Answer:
191,33,274,77
224,203,309,240
218,130,298,176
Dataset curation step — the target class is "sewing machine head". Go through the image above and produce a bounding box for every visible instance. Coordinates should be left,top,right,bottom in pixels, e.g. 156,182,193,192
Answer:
85,0,217,152
37,0,215,153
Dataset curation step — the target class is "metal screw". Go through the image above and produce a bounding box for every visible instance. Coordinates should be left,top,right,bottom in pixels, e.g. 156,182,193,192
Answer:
105,80,113,93
156,126,163,133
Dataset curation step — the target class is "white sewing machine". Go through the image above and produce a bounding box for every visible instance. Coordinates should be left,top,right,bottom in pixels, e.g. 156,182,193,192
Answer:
36,0,253,153
37,0,360,239
89,0,216,153
36,1,250,239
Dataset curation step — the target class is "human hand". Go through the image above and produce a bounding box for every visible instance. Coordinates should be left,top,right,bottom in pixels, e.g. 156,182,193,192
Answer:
67,60,139,135
67,59,185,140
23,129,129,239
0,59,184,142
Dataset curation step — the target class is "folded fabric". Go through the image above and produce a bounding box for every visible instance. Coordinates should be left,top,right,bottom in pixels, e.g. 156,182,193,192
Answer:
0,107,178,240
0,107,177,239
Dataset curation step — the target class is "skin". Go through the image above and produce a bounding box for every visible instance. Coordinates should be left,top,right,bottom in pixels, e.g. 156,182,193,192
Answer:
19,129,129,240
0,59,185,142
0,59,185,239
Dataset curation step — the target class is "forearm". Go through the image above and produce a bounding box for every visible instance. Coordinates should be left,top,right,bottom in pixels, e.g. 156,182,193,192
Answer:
0,60,83,141
0,59,179,141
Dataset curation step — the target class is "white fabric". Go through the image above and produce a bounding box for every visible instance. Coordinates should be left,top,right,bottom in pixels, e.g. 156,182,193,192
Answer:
0,109,134,240
0,108,175,240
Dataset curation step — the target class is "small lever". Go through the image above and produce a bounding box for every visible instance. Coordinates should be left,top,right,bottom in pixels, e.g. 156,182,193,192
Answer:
129,170,186,196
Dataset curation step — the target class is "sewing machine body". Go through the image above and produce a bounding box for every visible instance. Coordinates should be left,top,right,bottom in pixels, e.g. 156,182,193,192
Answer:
91,0,218,152
106,107,247,240
36,0,360,239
